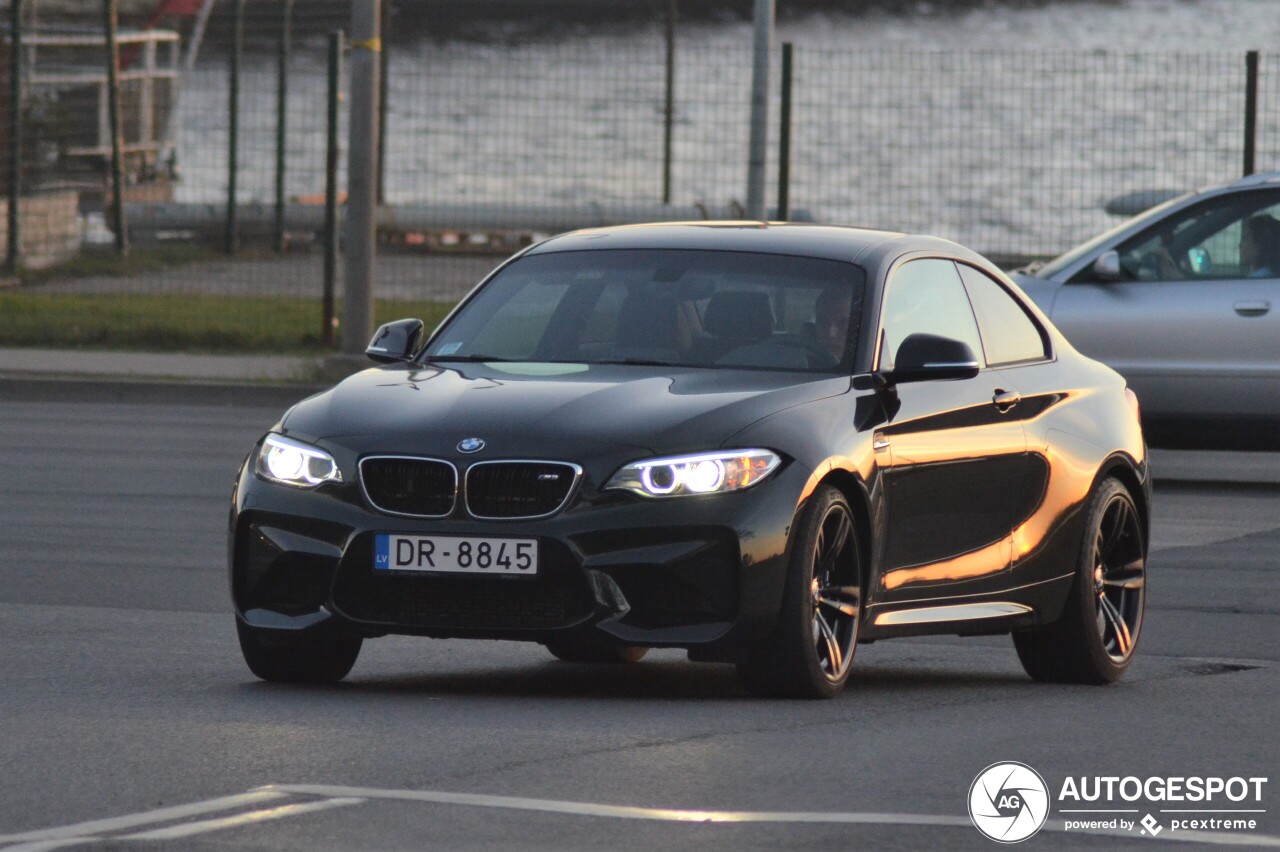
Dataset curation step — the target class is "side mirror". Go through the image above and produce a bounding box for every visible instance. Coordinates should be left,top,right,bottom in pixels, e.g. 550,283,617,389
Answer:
879,333,980,385
366,318,424,363
1091,250,1122,281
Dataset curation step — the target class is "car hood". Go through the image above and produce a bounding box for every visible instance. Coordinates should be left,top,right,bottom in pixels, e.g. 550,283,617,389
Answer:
282,361,852,457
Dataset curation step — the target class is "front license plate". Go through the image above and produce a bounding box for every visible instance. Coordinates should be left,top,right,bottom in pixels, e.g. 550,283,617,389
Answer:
374,534,538,575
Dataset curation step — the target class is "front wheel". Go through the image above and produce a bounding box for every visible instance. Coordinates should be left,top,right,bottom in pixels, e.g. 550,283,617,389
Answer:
737,485,863,699
236,618,362,683
1013,477,1146,684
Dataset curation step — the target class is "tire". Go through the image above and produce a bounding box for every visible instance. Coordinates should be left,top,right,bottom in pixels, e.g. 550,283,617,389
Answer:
1013,477,1146,684
236,618,362,683
543,634,648,664
737,485,863,699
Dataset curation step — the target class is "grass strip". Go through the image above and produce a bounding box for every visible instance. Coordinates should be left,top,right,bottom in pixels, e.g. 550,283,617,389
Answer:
0,292,457,353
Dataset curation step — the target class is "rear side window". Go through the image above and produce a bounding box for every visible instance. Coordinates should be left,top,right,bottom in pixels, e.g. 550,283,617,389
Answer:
956,264,1049,365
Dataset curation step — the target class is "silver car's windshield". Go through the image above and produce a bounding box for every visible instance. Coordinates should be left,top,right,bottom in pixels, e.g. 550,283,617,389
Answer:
422,249,866,373
1035,192,1195,278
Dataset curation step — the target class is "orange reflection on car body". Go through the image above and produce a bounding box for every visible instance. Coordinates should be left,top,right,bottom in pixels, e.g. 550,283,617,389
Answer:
881,534,1013,590
1011,437,1098,564
882,428,1124,592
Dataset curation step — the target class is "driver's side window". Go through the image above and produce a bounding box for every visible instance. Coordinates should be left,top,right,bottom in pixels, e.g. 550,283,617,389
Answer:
1116,193,1280,282
1119,216,1202,282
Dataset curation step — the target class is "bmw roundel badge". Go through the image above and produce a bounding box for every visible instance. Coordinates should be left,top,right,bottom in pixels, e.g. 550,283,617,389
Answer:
457,437,485,453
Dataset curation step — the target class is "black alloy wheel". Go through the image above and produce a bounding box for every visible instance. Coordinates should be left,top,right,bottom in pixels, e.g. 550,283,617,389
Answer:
738,485,863,698
1092,489,1146,663
1014,477,1146,684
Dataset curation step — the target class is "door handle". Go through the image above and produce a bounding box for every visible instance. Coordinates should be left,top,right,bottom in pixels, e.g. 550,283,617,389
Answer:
1234,300,1270,317
993,389,1021,413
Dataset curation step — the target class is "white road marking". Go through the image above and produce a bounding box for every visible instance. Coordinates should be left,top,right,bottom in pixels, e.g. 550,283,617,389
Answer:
0,840,99,852
6,785,1278,848
268,783,971,825
268,784,1280,847
0,791,286,845
119,798,365,841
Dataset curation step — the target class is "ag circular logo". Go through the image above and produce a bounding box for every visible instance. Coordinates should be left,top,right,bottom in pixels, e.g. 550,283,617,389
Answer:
968,762,1050,843
457,437,485,453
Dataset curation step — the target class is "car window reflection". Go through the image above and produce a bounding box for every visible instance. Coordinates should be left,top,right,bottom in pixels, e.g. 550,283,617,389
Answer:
422,249,867,374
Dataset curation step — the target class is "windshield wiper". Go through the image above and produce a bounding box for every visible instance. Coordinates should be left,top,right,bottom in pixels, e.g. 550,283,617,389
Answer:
594,358,683,367
425,355,684,367
423,354,518,363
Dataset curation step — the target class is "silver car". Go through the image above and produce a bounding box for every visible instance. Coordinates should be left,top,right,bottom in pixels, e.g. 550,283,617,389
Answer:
1011,173,1280,447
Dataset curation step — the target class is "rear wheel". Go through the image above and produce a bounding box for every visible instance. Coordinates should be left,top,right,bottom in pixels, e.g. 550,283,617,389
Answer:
236,618,362,683
737,485,863,699
543,634,648,664
1013,477,1146,684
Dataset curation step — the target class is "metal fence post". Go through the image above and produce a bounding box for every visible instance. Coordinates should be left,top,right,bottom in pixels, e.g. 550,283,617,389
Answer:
377,1,389,206
1244,50,1259,177
343,0,381,356
324,30,343,348
745,0,774,220
6,0,22,273
225,0,244,255
662,0,676,205
777,41,793,221
274,0,293,253
103,0,129,256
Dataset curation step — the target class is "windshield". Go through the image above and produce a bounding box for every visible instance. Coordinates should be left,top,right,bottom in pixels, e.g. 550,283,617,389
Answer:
1034,191,1195,278
422,249,866,373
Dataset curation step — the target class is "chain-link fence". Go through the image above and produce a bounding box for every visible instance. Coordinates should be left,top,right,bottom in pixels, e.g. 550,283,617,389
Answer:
2,0,1278,351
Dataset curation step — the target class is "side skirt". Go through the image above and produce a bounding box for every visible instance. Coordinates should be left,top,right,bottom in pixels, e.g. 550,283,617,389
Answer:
861,573,1072,641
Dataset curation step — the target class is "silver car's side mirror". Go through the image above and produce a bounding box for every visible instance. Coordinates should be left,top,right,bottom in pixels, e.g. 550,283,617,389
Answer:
1091,250,1122,281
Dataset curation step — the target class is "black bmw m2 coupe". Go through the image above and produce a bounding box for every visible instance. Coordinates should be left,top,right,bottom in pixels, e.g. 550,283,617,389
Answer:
230,223,1150,698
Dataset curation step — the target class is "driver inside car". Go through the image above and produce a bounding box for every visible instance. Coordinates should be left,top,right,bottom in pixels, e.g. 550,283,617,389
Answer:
1240,214,1280,278
1138,229,1183,280
813,285,854,362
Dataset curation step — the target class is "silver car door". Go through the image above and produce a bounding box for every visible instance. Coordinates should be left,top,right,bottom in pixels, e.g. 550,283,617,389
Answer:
1049,192,1280,421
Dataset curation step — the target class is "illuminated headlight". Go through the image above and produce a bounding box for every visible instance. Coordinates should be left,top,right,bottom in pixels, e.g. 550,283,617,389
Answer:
256,433,343,488
605,450,781,498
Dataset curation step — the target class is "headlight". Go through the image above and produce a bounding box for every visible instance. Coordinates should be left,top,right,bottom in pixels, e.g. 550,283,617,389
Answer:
605,449,781,498
256,433,343,488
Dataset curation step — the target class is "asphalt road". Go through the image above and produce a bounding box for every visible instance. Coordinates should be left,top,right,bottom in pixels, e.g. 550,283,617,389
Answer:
1,395,1277,851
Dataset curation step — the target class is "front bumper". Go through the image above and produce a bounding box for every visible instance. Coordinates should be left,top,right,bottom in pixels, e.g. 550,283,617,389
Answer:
229,452,806,662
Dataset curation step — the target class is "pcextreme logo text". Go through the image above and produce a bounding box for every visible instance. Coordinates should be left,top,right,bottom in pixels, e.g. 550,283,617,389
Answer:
1059,775,1269,837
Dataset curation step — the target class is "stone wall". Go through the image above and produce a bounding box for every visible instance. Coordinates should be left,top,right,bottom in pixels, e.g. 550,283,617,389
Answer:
0,191,82,271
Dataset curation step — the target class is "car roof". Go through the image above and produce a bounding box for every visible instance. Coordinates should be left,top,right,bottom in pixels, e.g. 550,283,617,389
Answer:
523,221,983,268
1221,171,1280,190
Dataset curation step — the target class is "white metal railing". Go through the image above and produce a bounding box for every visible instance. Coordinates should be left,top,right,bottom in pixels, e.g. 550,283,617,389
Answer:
23,28,180,168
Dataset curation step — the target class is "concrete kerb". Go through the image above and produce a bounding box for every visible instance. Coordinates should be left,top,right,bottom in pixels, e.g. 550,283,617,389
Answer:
0,376,328,407
0,347,323,382
0,347,352,406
